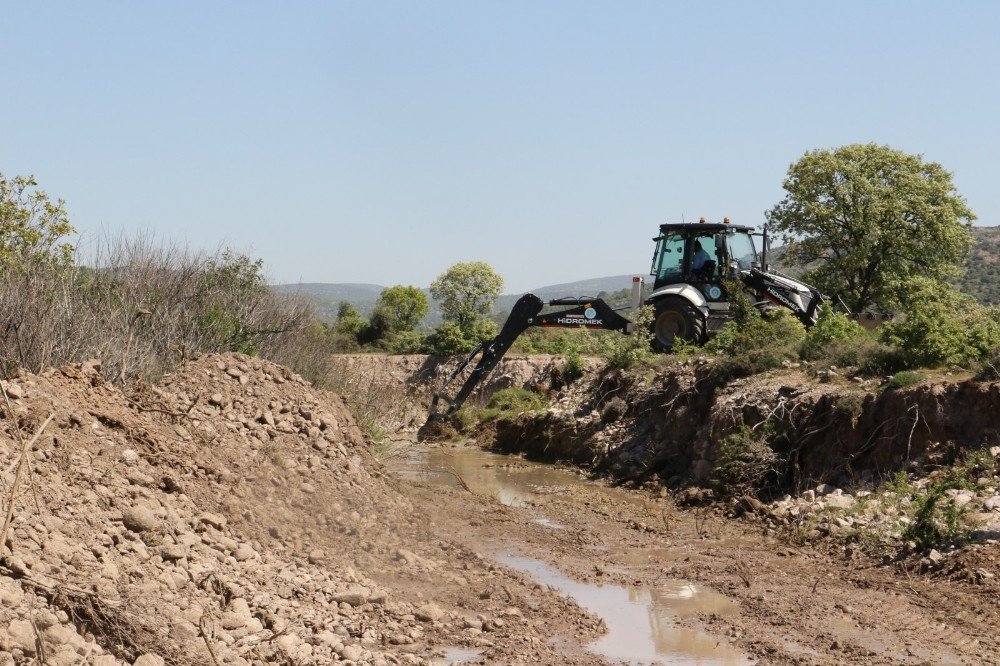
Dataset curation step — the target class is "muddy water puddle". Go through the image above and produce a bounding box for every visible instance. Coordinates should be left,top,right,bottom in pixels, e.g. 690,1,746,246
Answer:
390,445,590,511
391,445,751,665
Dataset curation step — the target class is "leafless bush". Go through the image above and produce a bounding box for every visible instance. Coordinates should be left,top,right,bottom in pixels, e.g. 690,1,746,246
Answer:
0,233,316,383
320,357,418,440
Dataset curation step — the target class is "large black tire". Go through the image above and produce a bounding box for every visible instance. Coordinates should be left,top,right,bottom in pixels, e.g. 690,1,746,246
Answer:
652,297,705,351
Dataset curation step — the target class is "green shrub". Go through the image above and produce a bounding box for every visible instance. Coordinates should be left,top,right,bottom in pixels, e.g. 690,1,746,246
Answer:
382,330,426,354
886,452,994,551
706,308,806,380
880,278,1000,369
939,449,998,490
801,305,870,360
464,318,498,344
511,328,599,355
475,387,547,421
903,487,966,551
886,370,926,389
335,302,367,338
835,393,865,420
561,347,586,383
423,322,472,356
452,406,479,433
975,346,1000,381
884,470,913,495
596,305,655,370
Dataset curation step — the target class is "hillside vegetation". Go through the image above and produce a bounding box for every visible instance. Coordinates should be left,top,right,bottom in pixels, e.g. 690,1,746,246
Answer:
775,225,1000,306
962,226,1000,304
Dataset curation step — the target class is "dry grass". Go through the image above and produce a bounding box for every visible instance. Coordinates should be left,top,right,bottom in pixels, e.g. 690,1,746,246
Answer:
0,233,316,385
321,357,417,441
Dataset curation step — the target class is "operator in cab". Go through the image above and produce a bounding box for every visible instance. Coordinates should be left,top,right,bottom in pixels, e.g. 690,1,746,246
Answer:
691,240,712,278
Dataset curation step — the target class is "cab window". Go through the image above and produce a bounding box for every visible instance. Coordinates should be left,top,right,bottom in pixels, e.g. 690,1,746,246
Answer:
651,233,686,283
726,232,758,270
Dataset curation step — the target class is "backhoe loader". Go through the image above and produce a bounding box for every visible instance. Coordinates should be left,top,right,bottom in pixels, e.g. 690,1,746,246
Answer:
425,219,889,424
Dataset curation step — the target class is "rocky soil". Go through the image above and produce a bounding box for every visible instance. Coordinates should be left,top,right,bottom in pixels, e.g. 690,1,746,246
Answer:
0,354,602,665
5,350,999,665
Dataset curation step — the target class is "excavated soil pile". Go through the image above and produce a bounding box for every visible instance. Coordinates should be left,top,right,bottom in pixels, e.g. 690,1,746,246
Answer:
0,354,455,665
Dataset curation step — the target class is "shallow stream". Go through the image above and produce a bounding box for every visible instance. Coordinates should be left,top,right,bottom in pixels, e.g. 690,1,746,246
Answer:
391,445,751,665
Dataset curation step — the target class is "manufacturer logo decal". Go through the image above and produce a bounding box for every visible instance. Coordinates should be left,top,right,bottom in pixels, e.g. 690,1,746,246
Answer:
555,313,604,326
584,307,597,319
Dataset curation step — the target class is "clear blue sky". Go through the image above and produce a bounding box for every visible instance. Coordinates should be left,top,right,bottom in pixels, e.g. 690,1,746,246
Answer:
2,2,997,293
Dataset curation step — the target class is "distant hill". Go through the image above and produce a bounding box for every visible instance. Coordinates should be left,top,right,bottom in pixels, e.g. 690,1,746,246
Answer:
495,275,637,312
273,274,644,324
963,226,1000,304
770,225,1000,305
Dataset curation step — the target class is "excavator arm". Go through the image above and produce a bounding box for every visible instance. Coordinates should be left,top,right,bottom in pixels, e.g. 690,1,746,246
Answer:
739,267,826,328
426,289,638,423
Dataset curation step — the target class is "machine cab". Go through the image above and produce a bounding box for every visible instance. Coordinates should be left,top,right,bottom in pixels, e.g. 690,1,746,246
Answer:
649,220,759,302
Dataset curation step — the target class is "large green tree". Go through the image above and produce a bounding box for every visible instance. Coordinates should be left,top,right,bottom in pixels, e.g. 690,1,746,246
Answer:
0,173,76,265
767,144,975,311
372,285,429,333
429,261,504,332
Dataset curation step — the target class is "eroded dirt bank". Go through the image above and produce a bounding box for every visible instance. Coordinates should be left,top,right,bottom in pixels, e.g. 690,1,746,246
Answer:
485,363,1000,494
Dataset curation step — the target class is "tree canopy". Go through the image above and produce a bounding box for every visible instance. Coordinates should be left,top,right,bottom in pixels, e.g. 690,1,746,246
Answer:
372,285,429,333
429,261,504,332
766,144,975,311
0,173,76,266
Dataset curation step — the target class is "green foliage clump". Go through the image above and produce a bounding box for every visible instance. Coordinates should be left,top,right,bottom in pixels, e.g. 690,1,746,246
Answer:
561,347,586,383
421,318,499,357
975,346,1000,381
853,455,994,557
511,328,598,355
372,285,429,333
421,262,504,356
596,305,655,370
464,318,498,344
713,423,782,497
801,305,869,360
879,279,1000,369
835,392,865,420
903,488,965,551
0,173,76,267
706,305,806,380
423,321,471,356
335,302,367,338
477,387,547,421
886,370,926,389
767,143,975,311
897,451,996,550
430,261,504,331
194,251,270,355
381,330,426,354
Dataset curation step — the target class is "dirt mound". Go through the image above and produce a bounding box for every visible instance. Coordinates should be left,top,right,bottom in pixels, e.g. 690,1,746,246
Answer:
0,354,443,665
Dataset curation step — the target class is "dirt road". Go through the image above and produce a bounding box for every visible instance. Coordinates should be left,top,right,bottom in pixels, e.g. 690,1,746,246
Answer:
389,442,1000,665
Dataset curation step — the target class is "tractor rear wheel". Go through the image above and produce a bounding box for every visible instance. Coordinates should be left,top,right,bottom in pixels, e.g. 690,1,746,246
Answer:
652,297,705,351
